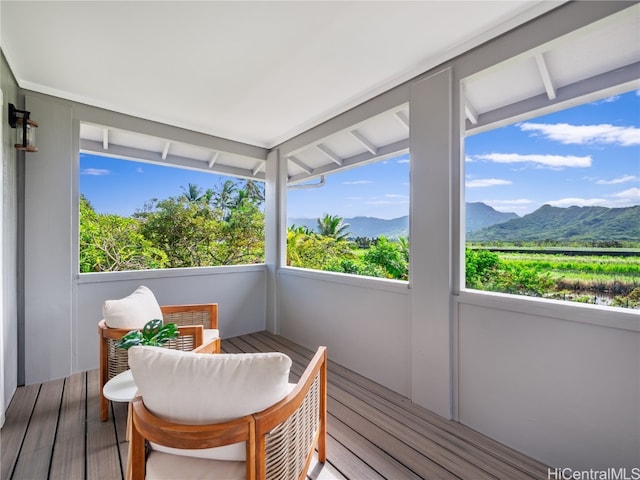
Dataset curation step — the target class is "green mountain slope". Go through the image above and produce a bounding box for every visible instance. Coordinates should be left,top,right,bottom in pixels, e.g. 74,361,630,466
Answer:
467,205,640,242
466,202,519,233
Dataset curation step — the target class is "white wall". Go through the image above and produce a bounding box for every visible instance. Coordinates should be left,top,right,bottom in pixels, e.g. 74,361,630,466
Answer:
457,293,640,470
1,54,20,415
278,268,411,396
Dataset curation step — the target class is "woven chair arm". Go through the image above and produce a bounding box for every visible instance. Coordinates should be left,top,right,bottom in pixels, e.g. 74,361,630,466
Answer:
254,347,327,480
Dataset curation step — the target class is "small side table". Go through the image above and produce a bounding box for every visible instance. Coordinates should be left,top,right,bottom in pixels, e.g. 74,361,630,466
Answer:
103,370,137,480
103,370,137,404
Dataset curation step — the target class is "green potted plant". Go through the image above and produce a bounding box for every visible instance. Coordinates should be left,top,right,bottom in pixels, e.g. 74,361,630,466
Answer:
116,319,178,350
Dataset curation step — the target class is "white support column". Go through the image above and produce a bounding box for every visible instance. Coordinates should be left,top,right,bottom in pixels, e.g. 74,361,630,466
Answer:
265,148,286,334
409,68,453,419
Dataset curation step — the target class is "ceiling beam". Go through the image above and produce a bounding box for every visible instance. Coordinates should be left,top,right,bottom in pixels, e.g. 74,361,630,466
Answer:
535,52,556,100
350,130,377,155
208,151,219,168
161,141,172,160
317,144,342,166
252,161,265,176
80,139,264,180
288,138,409,184
287,155,313,174
465,100,479,125
102,128,109,150
395,110,409,130
466,61,640,136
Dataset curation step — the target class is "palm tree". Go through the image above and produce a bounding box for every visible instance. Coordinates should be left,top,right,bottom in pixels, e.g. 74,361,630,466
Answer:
316,214,350,240
181,183,204,203
242,179,265,204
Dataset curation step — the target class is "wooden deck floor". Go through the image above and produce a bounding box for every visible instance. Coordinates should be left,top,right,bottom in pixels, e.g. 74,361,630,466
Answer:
1,332,548,480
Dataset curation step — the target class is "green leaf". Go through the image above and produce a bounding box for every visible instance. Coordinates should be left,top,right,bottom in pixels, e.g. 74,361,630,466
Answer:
115,319,179,350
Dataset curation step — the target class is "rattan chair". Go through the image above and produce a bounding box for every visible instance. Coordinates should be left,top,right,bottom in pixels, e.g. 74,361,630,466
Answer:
129,346,327,480
98,303,220,421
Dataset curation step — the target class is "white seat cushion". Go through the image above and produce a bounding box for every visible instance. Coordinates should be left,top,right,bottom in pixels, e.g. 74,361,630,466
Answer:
203,328,219,344
129,346,292,462
102,285,162,329
146,451,245,480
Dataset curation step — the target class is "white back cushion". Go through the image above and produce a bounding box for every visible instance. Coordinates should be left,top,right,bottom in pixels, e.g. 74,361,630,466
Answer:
129,346,292,461
102,285,162,329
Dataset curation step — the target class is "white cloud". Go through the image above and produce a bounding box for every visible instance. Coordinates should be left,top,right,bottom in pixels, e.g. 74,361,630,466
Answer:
136,167,144,174
342,180,373,185
591,95,620,104
596,175,639,185
546,197,608,208
519,122,640,146
610,187,640,202
80,168,110,176
482,198,532,214
385,194,408,198
474,153,591,168
545,189,640,209
487,199,532,205
397,159,410,164
465,155,474,163
465,178,512,188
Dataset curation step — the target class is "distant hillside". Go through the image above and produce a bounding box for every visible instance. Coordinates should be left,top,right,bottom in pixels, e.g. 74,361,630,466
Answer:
466,202,519,233
467,204,640,242
288,202,518,239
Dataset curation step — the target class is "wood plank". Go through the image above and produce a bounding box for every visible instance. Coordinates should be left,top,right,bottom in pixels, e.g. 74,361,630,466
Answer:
227,335,427,479
0,383,40,480
253,332,548,479
328,415,421,480
11,379,64,479
49,373,86,479
306,452,348,480
113,399,130,472
86,369,123,480
1,333,551,480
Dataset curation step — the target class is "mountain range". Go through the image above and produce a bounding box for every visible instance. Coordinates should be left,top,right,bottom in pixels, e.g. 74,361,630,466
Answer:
289,203,639,242
288,202,517,239
467,204,640,242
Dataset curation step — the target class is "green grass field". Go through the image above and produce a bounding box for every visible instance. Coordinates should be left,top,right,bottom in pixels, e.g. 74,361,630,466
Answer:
497,252,640,294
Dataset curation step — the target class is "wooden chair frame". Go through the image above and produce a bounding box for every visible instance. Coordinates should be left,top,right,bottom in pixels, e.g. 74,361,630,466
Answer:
129,346,327,480
99,303,220,421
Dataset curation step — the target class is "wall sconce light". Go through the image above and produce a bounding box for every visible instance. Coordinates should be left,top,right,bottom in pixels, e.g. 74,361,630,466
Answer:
8,103,38,152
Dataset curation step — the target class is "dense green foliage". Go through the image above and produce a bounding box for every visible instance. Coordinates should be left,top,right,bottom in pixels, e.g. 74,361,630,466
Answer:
286,219,410,280
80,196,168,272
80,180,265,272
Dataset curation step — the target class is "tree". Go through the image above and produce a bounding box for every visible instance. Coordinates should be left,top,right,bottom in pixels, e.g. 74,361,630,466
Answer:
363,236,408,280
316,214,351,240
136,183,265,268
79,196,167,272
286,227,354,270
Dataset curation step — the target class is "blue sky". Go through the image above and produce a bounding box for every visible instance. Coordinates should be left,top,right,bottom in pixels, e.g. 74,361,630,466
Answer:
80,89,639,220
465,89,640,216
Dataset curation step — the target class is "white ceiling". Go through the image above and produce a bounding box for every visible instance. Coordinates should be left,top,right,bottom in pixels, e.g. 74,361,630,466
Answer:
1,0,563,149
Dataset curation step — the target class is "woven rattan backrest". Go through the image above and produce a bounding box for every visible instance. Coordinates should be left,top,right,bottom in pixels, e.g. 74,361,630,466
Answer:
161,306,214,329
264,374,321,480
106,331,199,381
